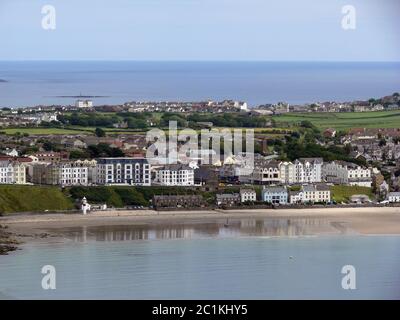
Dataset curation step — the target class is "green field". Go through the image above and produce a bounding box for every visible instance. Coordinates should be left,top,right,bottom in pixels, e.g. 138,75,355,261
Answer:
272,110,400,131
330,185,374,203
0,127,94,135
0,185,74,214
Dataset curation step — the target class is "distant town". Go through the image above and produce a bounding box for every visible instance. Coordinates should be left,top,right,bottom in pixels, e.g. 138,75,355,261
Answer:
1,92,400,213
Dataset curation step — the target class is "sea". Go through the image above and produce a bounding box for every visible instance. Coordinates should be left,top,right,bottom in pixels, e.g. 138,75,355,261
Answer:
0,61,399,107
0,218,400,299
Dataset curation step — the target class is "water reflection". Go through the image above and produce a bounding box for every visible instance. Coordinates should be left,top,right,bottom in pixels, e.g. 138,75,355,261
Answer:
50,218,352,243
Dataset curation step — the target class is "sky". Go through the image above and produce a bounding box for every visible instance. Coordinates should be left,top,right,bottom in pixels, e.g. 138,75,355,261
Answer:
0,0,399,61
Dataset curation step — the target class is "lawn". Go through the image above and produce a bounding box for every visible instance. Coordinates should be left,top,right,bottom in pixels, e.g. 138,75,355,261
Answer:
272,110,400,131
330,185,374,203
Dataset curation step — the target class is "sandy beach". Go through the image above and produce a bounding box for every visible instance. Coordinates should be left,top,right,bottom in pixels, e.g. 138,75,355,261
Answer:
2,206,400,235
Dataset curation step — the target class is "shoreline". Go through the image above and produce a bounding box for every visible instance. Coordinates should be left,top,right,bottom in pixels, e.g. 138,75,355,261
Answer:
2,206,400,231
1,207,400,255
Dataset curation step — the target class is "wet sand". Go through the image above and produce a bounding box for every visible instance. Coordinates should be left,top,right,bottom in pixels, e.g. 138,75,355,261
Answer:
1,206,400,236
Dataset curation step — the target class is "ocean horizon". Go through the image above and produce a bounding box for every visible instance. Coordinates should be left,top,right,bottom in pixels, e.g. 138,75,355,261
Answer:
0,61,399,108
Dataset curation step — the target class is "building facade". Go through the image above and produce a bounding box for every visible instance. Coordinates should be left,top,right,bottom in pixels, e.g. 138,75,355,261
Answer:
60,160,97,186
293,158,323,184
153,195,205,208
388,192,400,203
153,164,194,186
216,193,241,206
262,186,288,204
96,158,151,186
30,163,61,185
0,160,27,184
322,161,372,187
279,161,295,184
240,159,283,185
300,184,331,203
240,189,257,203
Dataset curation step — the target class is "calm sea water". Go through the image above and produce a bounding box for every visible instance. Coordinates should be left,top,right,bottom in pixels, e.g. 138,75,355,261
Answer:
0,61,399,107
0,219,400,299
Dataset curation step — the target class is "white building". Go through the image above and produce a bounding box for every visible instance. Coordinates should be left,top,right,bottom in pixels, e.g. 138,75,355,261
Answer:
153,164,194,186
96,158,151,186
262,186,288,204
240,189,257,203
347,163,372,187
60,160,97,187
0,160,14,184
75,99,93,108
279,161,295,184
289,190,304,204
293,158,323,184
322,161,372,187
388,192,400,203
0,160,27,184
241,159,283,185
4,148,19,157
300,184,331,203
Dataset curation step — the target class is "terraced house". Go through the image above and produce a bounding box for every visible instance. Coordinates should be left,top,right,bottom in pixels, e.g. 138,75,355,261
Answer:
0,159,28,184
60,160,97,187
322,161,372,187
300,184,331,204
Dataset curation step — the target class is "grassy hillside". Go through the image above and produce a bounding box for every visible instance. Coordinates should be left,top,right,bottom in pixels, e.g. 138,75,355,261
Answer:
330,185,373,203
67,186,215,207
272,110,400,131
0,185,74,214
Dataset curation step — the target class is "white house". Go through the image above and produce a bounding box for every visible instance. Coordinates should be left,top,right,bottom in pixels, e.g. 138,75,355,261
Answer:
262,186,288,204
301,184,331,203
289,190,304,204
240,189,257,203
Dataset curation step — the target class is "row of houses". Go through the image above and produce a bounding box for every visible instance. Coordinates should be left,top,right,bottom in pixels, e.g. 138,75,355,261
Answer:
231,158,372,188
262,184,331,204
0,157,197,187
213,183,331,208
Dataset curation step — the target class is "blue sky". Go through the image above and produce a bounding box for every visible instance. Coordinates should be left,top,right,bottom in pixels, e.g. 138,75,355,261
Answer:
0,0,399,61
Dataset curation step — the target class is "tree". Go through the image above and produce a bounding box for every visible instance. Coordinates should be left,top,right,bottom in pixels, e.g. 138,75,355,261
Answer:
95,127,106,137
43,141,57,151
87,143,124,158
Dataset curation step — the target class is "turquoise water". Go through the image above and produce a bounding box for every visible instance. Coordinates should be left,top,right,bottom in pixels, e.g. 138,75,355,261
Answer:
0,61,399,107
0,220,400,299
